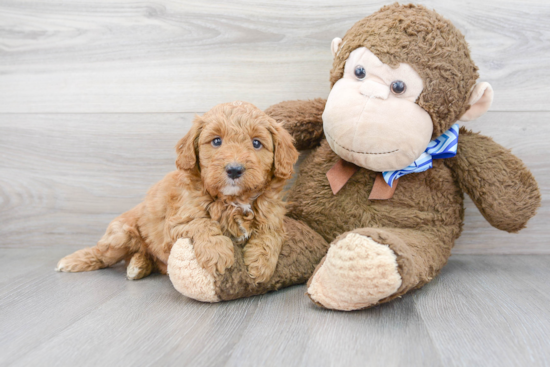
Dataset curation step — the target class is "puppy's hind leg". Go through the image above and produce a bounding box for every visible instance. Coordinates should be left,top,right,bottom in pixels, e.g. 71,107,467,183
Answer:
126,251,155,280
56,205,143,273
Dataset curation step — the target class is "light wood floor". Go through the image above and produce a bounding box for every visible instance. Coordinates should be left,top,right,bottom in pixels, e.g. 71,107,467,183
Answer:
1,1,549,366
0,249,549,367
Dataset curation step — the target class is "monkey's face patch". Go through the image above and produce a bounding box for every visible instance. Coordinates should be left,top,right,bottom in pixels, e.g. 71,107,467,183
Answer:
323,47,433,172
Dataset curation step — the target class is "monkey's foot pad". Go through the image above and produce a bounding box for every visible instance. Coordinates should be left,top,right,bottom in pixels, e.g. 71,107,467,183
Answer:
307,233,402,311
168,238,220,302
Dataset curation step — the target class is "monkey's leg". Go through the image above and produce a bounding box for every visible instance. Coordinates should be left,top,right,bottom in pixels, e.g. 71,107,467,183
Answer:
306,227,454,311
56,205,143,273
167,217,329,302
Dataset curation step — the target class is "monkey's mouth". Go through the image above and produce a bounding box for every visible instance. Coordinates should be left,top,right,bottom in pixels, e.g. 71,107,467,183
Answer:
326,131,399,155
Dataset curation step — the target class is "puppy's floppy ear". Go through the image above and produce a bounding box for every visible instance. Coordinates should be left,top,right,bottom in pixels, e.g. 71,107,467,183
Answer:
175,116,204,171
269,119,299,180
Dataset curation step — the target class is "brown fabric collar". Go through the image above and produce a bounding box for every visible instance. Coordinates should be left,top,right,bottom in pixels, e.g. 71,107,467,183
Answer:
326,158,398,200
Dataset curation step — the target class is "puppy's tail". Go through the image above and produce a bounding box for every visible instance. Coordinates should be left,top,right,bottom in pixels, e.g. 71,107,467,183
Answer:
56,205,144,272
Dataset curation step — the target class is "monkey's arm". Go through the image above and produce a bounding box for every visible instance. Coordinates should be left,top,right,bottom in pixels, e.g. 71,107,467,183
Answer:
445,127,541,233
265,98,326,150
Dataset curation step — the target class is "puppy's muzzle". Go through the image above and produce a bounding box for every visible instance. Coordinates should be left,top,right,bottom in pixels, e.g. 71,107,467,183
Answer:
225,163,245,179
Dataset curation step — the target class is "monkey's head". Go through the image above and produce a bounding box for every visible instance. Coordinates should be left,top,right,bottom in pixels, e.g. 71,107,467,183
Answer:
323,4,494,171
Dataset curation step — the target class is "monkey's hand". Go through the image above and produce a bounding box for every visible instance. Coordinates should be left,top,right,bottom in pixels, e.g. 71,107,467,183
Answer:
265,98,326,150
445,127,540,233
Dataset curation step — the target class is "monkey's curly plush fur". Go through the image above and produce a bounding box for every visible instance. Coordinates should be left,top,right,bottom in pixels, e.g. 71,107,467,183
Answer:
168,4,540,311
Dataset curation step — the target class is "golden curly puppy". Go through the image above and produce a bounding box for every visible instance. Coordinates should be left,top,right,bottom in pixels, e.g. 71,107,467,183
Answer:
56,101,298,283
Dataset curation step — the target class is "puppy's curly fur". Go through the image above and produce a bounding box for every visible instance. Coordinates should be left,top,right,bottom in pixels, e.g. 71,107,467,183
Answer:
57,101,299,284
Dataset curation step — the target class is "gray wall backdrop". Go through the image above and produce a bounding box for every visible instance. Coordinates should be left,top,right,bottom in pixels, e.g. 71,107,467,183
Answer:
0,0,548,253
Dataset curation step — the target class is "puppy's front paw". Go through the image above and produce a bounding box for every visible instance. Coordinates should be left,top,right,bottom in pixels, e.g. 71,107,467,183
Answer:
194,235,235,275
243,246,277,284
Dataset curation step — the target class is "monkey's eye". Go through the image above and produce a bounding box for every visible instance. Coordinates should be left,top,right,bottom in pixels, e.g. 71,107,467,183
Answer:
354,65,366,80
252,139,262,150
211,137,222,147
390,80,406,95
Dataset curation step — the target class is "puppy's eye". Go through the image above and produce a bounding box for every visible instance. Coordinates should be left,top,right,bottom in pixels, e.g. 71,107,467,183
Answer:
354,65,366,80
211,137,222,147
390,80,406,95
252,139,262,150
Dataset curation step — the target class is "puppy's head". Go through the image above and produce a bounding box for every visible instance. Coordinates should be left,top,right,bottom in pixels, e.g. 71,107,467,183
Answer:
176,101,298,197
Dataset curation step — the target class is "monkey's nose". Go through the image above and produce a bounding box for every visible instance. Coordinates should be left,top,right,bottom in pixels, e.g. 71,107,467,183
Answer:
225,164,245,179
360,80,390,100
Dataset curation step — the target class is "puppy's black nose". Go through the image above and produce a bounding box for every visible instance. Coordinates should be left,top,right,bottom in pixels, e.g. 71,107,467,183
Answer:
225,164,245,179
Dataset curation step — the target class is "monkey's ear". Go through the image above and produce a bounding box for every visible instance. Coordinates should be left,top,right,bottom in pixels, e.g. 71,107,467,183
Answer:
459,82,494,122
331,37,343,58
175,116,204,171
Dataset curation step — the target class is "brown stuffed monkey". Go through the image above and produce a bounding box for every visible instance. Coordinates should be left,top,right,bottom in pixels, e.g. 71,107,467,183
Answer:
168,4,541,311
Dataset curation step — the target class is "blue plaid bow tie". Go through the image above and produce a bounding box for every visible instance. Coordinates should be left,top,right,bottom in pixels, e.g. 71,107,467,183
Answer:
382,124,459,187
